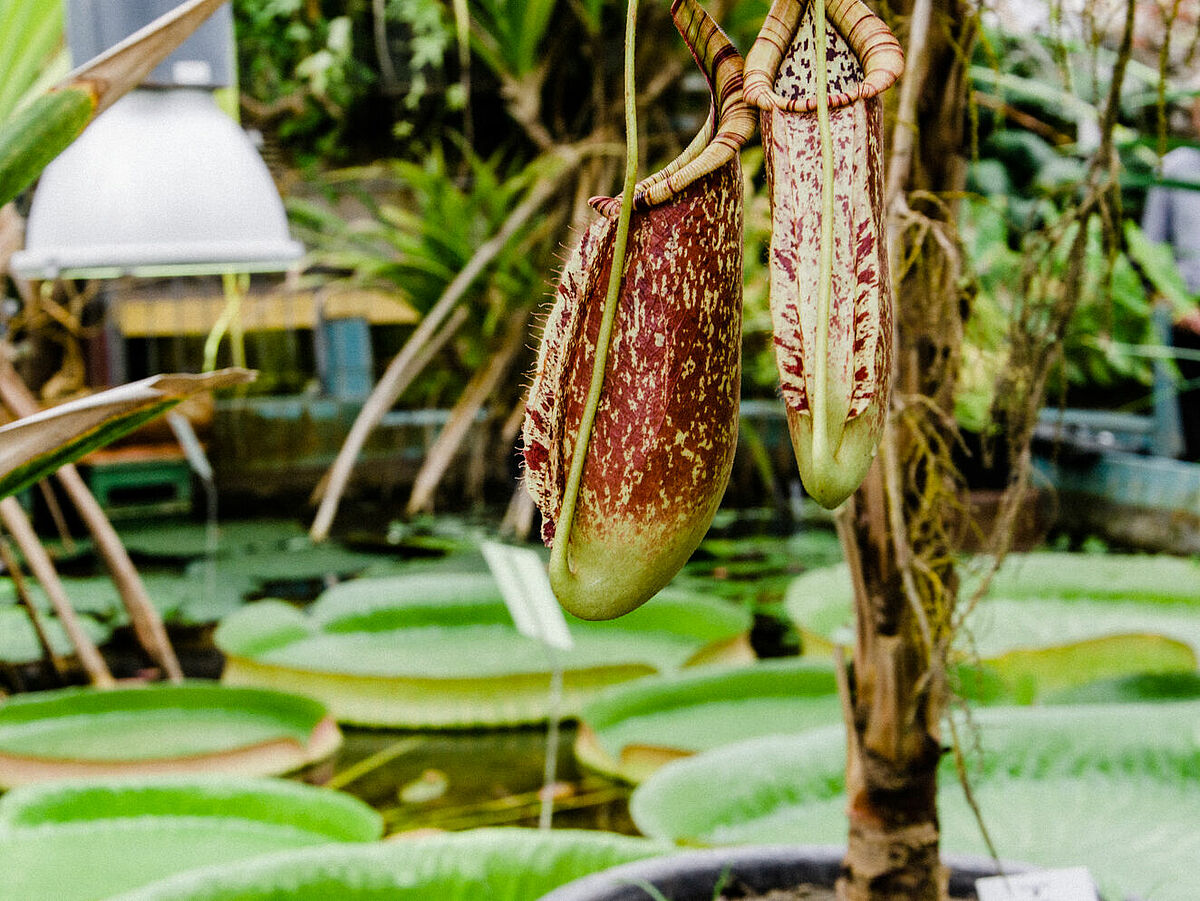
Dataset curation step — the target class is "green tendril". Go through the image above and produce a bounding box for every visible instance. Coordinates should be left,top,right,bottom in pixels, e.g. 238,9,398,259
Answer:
549,0,640,588
810,0,836,466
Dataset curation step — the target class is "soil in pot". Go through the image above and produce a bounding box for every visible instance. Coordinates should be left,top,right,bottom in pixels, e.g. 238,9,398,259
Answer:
539,846,1003,901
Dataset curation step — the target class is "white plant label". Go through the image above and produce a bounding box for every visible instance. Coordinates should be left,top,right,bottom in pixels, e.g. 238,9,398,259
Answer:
976,867,1099,901
482,542,574,651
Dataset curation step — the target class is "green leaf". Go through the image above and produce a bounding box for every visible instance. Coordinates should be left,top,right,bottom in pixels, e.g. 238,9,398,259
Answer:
0,606,109,664
576,659,843,783
116,519,308,560
0,683,342,785
0,370,255,503
1124,220,1198,321
0,0,65,122
0,87,93,207
0,570,251,627
630,702,1200,901
982,633,1195,702
0,774,379,838
937,773,1200,901
784,553,1200,693
106,828,667,901
214,600,313,657
971,68,1104,131
0,776,381,901
189,540,393,586
971,552,1200,604
0,682,323,755
1047,670,1200,704
630,724,849,845
572,0,607,33
216,572,752,727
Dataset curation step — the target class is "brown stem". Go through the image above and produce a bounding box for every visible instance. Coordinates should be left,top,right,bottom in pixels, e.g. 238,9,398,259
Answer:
404,306,531,515
57,466,182,681
371,0,401,93
500,69,556,152
0,534,67,682
839,464,948,901
884,0,932,210
837,2,977,898
0,357,182,681
498,475,536,539
0,497,114,687
309,155,579,541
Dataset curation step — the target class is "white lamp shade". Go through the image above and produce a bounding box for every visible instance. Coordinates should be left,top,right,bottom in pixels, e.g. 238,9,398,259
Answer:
11,89,303,279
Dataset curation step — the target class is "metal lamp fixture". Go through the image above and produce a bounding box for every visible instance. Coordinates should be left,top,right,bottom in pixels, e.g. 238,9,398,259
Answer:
10,0,303,280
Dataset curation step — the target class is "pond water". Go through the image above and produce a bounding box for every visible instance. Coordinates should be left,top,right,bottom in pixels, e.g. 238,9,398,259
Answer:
4,509,828,831
330,725,637,836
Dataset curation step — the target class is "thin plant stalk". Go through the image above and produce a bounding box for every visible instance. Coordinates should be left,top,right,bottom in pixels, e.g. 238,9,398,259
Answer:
0,496,114,686
450,0,473,147
0,358,182,681
405,306,531,515
0,533,66,681
203,273,249,373
547,0,639,589
309,163,575,541
49,467,182,681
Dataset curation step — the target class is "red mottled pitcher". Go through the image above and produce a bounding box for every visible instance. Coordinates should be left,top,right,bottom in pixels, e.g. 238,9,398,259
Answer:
522,0,755,620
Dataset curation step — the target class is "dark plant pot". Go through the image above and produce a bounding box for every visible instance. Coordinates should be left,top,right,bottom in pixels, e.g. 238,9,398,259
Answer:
539,845,1033,900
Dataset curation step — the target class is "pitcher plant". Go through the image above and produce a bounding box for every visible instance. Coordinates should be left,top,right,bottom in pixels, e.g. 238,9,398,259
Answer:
522,0,756,620
746,0,903,509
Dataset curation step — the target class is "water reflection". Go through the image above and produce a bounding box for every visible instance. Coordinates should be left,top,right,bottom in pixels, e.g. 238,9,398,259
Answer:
330,725,637,836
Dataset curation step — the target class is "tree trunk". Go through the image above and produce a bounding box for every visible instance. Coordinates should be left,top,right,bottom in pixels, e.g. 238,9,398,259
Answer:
837,3,975,899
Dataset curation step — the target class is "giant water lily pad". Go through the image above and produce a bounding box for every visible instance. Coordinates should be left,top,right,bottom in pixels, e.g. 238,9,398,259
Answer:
674,529,843,604
0,775,382,901
976,632,1196,702
0,606,111,665
192,539,398,587
0,683,342,787
575,659,842,783
116,519,308,560
786,553,1200,698
1047,670,1200,704
217,572,753,727
630,702,1200,901
106,827,665,901
0,571,253,631
0,576,123,620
